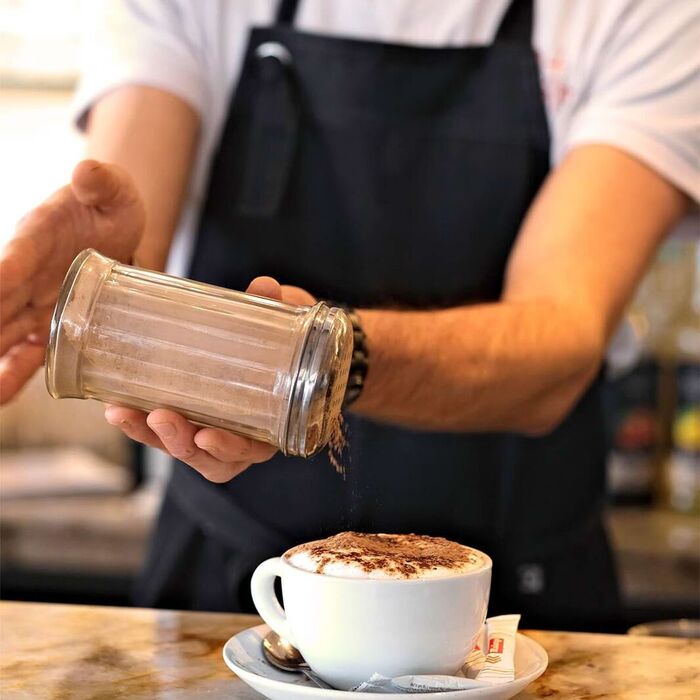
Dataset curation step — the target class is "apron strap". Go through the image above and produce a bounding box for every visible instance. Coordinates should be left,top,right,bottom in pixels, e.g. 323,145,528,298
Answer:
494,0,534,44
133,480,201,607
237,40,300,218
170,463,293,554
276,0,300,25
135,466,294,610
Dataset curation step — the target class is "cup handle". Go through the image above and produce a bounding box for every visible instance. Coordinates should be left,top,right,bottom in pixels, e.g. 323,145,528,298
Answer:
251,557,296,646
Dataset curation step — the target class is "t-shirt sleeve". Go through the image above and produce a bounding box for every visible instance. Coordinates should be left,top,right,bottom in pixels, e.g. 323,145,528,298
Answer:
564,0,699,202
72,0,208,130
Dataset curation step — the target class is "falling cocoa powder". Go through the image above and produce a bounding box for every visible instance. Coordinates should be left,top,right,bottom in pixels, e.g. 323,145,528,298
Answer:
327,412,348,476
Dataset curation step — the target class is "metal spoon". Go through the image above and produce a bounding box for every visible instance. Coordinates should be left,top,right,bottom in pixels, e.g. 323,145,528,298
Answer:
262,630,335,690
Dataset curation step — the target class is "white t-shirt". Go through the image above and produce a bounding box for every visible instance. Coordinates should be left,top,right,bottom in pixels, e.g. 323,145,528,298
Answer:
74,0,699,275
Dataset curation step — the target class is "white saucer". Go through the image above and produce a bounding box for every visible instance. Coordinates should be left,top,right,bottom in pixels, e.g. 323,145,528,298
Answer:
223,624,548,699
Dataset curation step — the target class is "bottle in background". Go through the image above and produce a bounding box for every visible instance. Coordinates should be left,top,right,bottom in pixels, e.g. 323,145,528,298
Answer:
666,363,700,513
605,226,699,508
662,238,700,514
605,360,659,506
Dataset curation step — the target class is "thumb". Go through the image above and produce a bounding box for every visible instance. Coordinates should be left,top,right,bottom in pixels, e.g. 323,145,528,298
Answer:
246,276,283,300
71,159,139,211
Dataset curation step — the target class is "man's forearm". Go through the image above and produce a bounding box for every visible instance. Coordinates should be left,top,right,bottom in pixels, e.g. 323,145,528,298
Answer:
352,145,688,436
86,86,200,271
352,300,603,435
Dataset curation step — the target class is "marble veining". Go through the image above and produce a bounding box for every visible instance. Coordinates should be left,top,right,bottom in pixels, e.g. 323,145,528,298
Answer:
1,602,698,699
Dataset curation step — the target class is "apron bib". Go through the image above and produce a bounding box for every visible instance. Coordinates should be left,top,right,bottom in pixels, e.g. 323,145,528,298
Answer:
136,0,620,629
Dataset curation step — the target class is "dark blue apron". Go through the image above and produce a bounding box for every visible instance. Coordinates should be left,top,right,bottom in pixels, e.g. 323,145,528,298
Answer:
136,0,620,630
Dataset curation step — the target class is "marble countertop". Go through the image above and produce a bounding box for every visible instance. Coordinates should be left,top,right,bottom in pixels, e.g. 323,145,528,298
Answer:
1,602,698,699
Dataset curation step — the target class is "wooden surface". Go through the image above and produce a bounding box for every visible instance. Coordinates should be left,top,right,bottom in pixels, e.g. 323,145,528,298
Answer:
1,602,698,699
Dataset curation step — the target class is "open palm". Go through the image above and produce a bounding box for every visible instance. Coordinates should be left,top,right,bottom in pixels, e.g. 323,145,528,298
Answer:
0,160,145,403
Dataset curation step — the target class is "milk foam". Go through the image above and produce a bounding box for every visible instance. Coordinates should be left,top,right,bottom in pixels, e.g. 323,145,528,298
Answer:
284,532,486,580
286,550,482,579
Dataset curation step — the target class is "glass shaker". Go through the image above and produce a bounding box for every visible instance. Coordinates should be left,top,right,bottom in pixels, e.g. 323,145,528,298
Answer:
46,250,353,457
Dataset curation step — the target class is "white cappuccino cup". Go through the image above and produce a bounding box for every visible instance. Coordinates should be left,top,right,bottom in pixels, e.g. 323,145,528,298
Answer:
251,536,492,690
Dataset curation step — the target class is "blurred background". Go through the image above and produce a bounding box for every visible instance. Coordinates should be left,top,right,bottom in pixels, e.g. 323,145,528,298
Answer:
1,0,698,630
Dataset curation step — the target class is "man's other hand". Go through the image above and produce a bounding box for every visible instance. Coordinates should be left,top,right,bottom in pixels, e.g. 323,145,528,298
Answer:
0,160,145,403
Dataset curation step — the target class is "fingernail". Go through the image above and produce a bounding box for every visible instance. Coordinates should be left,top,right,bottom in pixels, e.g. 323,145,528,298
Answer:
151,422,176,437
104,409,119,425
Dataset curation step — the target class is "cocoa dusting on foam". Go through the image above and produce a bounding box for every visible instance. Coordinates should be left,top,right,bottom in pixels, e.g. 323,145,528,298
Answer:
285,532,482,579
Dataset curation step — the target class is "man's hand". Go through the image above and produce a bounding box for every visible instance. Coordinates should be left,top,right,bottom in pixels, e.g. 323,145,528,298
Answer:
104,277,316,483
0,160,145,403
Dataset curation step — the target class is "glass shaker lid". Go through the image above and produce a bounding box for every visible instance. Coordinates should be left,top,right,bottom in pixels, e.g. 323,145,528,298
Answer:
283,304,353,458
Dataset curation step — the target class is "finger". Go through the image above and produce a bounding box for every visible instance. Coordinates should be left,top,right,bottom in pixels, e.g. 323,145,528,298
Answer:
71,160,140,213
0,311,38,356
194,428,277,464
105,405,165,450
0,283,32,324
189,458,251,483
281,284,316,306
25,308,53,345
0,236,43,300
146,409,200,460
0,342,44,404
246,276,282,300
147,409,250,483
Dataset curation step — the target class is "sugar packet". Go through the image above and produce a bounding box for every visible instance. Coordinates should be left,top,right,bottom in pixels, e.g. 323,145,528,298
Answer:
351,614,520,693
474,614,520,685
